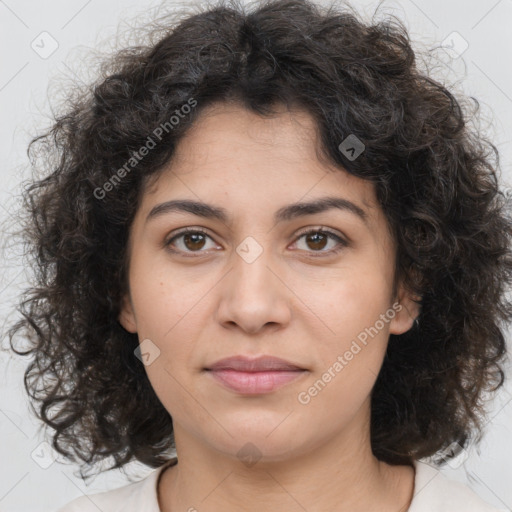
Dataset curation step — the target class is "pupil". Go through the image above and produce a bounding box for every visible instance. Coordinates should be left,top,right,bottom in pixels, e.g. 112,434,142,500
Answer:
308,232,327,250
185,233,205,250
182,232,328,251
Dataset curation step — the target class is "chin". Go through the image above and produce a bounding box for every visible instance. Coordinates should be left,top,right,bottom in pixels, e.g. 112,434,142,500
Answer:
207,426,314,466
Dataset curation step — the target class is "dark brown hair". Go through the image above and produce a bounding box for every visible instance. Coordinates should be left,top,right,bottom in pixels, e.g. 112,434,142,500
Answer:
5,0,512,478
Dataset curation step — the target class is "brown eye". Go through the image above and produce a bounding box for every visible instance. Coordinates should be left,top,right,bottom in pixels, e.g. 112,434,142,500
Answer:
182,232,207,251
164,227,348,258
164,229,218,254
292,228,348,255
304,232,329,250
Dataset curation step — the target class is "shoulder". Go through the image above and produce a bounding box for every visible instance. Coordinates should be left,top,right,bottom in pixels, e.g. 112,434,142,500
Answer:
409,459,508,512
55,460,175,512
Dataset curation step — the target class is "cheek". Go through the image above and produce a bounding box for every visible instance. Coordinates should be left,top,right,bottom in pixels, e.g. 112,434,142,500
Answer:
137,311,199,423
297,288,391,422
293,265,393,396
142,359,198,432
128,266,203,400
129,253,210,339
296,263,392,339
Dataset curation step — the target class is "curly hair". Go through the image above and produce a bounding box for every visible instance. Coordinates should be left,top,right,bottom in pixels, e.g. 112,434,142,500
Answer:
5,0,512,478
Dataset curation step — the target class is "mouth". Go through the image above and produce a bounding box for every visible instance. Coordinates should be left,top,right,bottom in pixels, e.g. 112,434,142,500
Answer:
204,355,308,394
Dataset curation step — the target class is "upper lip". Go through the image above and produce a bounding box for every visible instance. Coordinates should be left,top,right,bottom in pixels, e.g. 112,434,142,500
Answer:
206,355,305,372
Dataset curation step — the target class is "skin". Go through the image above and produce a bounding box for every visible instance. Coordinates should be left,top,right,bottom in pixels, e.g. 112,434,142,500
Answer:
119,101,420,512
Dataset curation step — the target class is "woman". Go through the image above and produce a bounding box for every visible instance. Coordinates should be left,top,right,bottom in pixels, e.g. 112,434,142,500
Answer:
7,0,512,510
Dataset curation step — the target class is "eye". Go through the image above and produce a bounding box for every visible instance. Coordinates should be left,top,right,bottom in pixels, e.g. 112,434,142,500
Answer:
163,226,348,257
291,227,348,256
164,228,219,255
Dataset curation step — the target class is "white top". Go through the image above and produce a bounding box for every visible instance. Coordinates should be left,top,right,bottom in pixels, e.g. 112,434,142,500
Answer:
56,459,508,512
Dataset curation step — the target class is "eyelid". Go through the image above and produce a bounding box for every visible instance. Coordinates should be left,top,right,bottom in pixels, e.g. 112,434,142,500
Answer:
294,226,348,243
290,226,349,256
163,226,219,250
163,225,349,256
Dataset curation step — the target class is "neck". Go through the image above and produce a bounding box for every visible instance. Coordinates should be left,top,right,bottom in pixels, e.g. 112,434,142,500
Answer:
157,408,415,512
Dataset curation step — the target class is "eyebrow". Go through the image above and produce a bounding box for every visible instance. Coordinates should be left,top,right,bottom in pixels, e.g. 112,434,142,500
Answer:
145,196,369,226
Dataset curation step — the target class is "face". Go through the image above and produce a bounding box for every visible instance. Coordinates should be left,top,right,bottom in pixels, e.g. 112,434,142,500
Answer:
119,101,419,464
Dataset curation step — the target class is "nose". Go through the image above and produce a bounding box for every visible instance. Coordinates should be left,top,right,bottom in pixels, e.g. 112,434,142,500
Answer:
215,243,292,335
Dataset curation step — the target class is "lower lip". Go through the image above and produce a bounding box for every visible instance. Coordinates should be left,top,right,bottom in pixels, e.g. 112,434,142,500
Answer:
206,369,306,394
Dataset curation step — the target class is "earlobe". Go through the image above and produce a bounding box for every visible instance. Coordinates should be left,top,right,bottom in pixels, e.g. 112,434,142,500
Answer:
118,294,138,333
389,284,422,335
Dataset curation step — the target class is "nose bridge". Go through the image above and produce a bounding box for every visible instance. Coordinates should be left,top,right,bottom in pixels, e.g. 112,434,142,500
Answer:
215,233,291,332
230,233,278,299
245,254,271,285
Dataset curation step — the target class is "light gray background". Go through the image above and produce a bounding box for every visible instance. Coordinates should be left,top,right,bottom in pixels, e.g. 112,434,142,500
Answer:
1,0,511,511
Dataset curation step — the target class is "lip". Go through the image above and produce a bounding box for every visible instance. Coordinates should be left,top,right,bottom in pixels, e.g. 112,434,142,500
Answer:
205,355,307,394
206,355,305,372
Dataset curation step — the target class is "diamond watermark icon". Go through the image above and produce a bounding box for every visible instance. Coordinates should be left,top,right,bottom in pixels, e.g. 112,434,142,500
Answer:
441,31,469,59
438,440,469,469
338,134,365,161
31,441,58,469
236,442,263,467
236,236,263,264
30,31,59,59
134,338,161,366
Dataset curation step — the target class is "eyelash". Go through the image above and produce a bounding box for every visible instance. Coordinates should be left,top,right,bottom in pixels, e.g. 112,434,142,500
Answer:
163,227,348,258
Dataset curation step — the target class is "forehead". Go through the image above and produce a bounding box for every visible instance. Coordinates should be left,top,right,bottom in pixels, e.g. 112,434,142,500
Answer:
143,101,377,212
131,102,396,258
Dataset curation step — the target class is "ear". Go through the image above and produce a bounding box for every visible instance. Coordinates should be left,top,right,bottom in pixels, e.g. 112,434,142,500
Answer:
118,293,138,333
389,279,421,335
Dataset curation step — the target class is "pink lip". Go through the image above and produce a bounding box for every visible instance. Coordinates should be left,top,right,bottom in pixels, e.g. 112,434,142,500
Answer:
205,355,307,394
